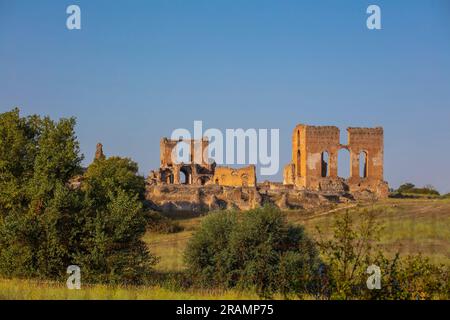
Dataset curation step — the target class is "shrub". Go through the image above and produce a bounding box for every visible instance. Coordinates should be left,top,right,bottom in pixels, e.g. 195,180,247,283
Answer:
317,209,450,300
368,253,449,300
396,183,440,196
0,109,157,284
316,209,381,299
184,205,321,298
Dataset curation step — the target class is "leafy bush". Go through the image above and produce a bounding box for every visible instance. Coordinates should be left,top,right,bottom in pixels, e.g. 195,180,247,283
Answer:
368,253,449,300
396,183,440,196
0,109,157,284
316,209,381,299
317,209,449,300
184,205,322,298
82,157,146,206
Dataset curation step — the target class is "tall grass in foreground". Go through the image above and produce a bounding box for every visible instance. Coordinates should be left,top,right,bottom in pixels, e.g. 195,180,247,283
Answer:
0,278,265,300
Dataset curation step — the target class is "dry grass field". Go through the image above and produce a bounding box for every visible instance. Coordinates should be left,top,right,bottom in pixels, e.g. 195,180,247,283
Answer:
1,197,449,299
145,198,450,272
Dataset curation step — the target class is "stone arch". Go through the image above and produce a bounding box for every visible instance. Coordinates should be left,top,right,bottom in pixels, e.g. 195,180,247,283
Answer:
161,169,174,184
197,176,210,185
321,151,329,177
180,165,192,184
338,147,350,179
359,150,368,178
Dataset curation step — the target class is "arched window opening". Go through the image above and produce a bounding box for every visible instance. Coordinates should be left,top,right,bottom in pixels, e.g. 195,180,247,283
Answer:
321,151,329,177
359,151,368,178
180,166,191,185
180,171,187,184
296,150,301,176
161,170,174,184
197,177,209,185
338,149,350,179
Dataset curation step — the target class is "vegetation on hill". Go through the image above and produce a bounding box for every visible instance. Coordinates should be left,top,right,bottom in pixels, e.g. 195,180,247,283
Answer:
393,182,440,197
0,108,157,284
316,209,449,299
182,205,449,299
0,108,448,299
184,206,321,298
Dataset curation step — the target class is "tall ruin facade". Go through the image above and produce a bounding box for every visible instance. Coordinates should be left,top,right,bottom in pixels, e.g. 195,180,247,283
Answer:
147,137,256,187
145,123,388,213
283,124,388,197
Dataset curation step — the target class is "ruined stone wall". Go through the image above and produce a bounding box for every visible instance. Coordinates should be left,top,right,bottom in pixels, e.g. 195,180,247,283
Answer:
287,125,341,189
146,185,262,212
157,138,214,185
283,163,295,185
213,165,256,187
145,184,348,213
303,125,340,189
160,138,209,166
347,127,383,181
283,124,388,198
346,127,387,197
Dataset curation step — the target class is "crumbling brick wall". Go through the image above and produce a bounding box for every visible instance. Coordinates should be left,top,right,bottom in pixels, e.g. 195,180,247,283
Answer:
283,163,295,185
155,138,214,185
283,124,388,198
160,137,210,167
213,165,256,187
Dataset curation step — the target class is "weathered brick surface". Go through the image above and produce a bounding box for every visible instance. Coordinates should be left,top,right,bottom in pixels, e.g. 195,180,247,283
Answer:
283,124,388,198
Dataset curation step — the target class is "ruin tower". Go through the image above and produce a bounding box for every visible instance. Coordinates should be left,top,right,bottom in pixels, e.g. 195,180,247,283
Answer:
95,143,105,160
283,124,389,198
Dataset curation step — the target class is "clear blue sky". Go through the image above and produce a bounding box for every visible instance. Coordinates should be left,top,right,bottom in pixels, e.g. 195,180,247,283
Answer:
1,0,450,192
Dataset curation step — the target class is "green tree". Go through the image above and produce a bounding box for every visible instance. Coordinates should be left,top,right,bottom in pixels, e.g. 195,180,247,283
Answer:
0,109,83,278
316,209,381,299
185,206,321,298
74,156,155,284
27,116,83,206
0,108,38,212
82,157,145,207
369,253,449,300
0,108,156,284
317,209,450,300
397,183,415,193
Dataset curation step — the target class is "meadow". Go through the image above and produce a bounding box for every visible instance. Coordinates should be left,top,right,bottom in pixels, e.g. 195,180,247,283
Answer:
1,197,449,299
145,198,450,272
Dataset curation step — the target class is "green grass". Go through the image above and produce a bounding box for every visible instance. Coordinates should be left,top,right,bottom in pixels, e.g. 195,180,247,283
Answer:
298,198,450,266
2,198,449,299
0,278,261,300
144,198,450,272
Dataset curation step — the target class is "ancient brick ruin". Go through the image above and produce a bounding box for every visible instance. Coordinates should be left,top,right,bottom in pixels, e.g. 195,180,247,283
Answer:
283,124,388,198
144,123,388,212
213,165,256,187
95,142,105,161
147,137,256,188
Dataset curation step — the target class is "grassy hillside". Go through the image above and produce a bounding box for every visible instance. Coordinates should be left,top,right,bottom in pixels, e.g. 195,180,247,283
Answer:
1,198,448,299
0,278,261,300
144,198,450,272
